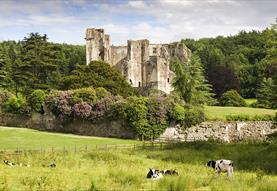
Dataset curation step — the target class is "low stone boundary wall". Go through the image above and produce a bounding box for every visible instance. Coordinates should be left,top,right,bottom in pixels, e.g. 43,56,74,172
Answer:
160,121,276,142
0,113,136,139
0,113,276,142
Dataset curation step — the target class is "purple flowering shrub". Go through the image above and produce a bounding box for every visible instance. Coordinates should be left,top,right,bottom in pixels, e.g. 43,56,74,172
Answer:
45,90,73,117
72,102,92,119
90,95,122,121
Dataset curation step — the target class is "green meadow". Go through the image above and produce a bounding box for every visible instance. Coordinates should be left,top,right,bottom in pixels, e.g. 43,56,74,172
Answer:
204,106,276,121
0,126,137,150
0,126,277,191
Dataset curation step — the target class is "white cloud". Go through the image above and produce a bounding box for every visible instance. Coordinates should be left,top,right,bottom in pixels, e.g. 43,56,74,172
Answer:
0,0,276,45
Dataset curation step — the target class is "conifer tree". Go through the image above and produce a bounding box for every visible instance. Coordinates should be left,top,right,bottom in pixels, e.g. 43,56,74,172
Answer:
0,46,12,88
256,78,276,108
171,55,215,105
21,33,58,90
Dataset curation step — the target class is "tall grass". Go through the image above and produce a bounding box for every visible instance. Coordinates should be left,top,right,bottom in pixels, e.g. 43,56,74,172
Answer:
0,142,276,190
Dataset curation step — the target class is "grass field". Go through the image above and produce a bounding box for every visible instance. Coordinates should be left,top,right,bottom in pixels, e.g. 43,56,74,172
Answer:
0,126,137,150
204,106,276,120
0,142,276,191
0,127,277,190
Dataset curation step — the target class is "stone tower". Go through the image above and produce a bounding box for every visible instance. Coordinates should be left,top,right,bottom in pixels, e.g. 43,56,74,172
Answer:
85,28,111,64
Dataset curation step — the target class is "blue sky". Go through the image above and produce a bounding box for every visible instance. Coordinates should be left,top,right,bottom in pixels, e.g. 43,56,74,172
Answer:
0,0,276,45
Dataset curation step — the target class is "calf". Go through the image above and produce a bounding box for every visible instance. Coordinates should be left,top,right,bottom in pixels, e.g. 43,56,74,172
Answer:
146,168,163,179
207,159,234,177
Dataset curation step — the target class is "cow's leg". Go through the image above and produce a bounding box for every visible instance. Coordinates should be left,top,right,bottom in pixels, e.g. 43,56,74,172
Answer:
216,170,220,177
227,167,233,178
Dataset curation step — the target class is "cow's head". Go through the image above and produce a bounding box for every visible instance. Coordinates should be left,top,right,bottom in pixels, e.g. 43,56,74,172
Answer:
207,160,216,168
146,168,155,178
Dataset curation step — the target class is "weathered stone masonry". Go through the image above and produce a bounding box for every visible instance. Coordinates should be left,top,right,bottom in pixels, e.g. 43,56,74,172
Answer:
85,28,191,93
160,121,276,142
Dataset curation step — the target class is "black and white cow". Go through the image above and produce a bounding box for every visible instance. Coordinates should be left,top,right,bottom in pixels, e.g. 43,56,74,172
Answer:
207,159,234,177
146,168,163,179
3,160,16,167
161,169,179,176
3,160,30,167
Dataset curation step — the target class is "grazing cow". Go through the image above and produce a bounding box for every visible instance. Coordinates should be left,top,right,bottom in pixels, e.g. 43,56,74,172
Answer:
146,168,163,179
161,169,179,176
207,159,234,177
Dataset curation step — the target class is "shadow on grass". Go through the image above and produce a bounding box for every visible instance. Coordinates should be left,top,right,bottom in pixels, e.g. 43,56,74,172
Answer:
140,141,277,174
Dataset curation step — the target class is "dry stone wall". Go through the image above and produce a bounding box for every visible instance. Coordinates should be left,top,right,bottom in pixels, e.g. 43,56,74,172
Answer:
160,121,276,142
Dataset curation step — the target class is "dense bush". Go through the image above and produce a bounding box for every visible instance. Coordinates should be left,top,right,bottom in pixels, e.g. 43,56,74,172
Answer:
170,104,186,122
147,97,168,139
169,103,205,128
3,94,28,114
44,90,204,139
29,89,46,112
121,97,150,139
182,106,205,127
95,87,110,99
0,89,13,112
219,90,246,107
72,87,98,105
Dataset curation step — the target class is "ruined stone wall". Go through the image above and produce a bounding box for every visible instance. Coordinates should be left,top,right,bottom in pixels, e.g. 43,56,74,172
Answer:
110,46,127,67
85,28,110,64
168,42,191,63
126,40,150,87
146,56,158,89
160,121,276,142
85,28,192,94
148,44,174,93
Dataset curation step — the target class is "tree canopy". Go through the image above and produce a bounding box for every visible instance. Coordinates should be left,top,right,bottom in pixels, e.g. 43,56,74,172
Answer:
61,61,136,97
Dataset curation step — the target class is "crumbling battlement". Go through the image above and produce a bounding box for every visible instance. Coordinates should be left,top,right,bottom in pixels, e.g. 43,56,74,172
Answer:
85,28,191,94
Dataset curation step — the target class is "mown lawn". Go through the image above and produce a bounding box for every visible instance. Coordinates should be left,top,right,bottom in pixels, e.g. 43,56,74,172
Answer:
0,142,276,191
204,106,276,120
0,126,138,150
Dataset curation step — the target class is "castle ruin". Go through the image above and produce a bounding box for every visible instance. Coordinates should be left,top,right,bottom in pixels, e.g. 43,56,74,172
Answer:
85,28,191,94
